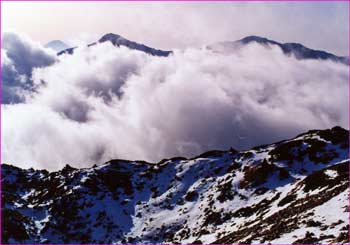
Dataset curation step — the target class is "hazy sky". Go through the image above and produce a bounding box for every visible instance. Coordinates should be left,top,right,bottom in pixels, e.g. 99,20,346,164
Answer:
2,1,349,55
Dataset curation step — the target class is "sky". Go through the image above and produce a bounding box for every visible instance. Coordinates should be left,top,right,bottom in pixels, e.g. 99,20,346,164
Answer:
2,1,349,55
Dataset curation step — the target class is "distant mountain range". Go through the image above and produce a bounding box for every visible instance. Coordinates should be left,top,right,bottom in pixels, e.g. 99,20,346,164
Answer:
53,34,349,65
57,33,172,57
2,126,349,243
209,35,349,65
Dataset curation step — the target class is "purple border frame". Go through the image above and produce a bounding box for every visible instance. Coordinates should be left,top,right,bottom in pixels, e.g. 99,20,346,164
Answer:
0,0,349,245
0,0,349,2
0,0,349,1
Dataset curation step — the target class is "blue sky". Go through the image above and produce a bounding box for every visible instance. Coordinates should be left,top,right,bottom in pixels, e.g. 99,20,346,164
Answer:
2,2,349,55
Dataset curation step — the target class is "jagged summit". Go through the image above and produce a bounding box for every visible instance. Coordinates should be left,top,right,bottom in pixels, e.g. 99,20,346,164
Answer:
98,33,124,43
239,35,280,45
98,32,172,57
56,33,348,64
210,35,349,65
2,126,349,244
58,33,172,57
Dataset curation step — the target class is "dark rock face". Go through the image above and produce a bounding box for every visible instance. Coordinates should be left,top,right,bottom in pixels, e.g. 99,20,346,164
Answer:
98,33,172,57
216,161,349,244
2,127,349,244
241,36,349,64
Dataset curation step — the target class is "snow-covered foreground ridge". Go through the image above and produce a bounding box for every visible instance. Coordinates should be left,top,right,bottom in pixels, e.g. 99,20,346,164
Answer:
2,126,349,244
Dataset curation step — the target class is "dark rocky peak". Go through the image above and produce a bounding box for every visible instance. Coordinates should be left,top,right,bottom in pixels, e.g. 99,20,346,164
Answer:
58,33,172,57
211,35,348,65
296,126,349,146
60,164,77,175
239,35,281,46
98,32,172,57
98,33,124,44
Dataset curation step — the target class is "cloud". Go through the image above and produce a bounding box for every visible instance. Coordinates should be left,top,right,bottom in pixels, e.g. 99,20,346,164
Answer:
2,34,348,171
1,32,56,103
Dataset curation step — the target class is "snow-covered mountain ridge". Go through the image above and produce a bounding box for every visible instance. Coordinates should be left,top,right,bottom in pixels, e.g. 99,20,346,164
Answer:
2,126,349,244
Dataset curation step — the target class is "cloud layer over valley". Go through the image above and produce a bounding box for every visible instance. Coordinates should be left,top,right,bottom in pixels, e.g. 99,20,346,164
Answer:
2,32,348,170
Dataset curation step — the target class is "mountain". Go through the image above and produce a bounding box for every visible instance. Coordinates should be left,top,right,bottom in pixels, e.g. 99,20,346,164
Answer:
2,126,349,244
44,40,70,53
58,33,172,57
57,34,348,64
98,33,172,57
209,35,349,65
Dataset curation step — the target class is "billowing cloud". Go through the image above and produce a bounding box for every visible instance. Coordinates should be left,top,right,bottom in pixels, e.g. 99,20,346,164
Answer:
1,32,56,103
2,33,348,171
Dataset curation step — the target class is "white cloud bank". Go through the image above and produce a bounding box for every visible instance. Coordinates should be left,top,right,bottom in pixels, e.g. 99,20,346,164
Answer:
2,32,348,170
1,32,56,103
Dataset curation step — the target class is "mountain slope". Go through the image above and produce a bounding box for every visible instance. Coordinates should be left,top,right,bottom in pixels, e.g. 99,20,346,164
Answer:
58,33,172,57
209,35,349,65
2,126,349,244
98,33,172,57
57,34,348,65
